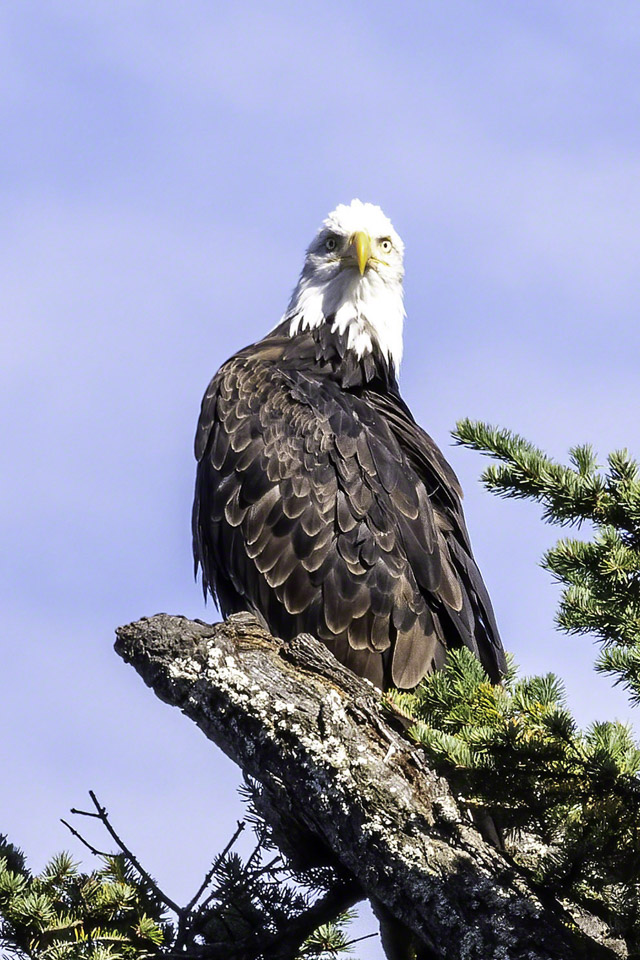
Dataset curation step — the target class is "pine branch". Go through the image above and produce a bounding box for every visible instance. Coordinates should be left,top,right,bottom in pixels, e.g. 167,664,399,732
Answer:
454,420,640,702
453,420,615,527
0,843,167,959
249,877,362,960
387,646,640,944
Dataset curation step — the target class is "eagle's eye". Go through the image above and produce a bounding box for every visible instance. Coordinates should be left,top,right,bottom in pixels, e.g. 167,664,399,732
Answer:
325,236,338,252
379,238,393,254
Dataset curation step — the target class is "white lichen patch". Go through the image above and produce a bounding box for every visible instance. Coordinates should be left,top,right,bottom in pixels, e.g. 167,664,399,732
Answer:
349,755,371,768
202,652,260,712
273,699,296,714
168,657,203,680
297,731,350,772
322,689,348,724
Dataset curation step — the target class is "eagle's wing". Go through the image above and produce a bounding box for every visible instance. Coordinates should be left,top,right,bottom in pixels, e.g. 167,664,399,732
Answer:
193,344,503,688
362,389,506,681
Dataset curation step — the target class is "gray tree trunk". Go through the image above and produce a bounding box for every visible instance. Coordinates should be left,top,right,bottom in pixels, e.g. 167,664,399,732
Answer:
115,612,627,960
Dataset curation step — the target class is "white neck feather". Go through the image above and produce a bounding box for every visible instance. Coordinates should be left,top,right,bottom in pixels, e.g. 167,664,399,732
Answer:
284,269,405,370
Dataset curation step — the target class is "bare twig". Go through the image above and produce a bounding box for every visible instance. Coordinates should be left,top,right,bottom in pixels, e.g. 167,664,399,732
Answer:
60,818,110,858
195,826,280,917
81,790,182,916
63,778,365,960
249,854,282,881
69,807,101,819
342,932,379,948
186,820,246,912
174,821,248,952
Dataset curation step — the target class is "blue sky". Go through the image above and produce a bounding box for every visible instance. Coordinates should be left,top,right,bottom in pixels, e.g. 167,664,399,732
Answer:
3,1,640,952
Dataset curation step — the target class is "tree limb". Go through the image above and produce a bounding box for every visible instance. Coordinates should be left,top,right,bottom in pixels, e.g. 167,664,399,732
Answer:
115,612,627,960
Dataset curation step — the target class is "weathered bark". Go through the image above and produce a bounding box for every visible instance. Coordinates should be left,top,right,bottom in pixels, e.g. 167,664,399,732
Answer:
115,613,627,960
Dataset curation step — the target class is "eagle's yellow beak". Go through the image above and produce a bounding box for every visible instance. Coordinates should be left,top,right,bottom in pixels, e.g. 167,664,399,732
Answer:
352,231,372,276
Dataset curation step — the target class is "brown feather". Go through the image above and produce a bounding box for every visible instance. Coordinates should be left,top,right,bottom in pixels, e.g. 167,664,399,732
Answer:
193,323,506,690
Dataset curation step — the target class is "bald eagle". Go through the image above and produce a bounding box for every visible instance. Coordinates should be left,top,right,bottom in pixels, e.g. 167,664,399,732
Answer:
193,200,506,689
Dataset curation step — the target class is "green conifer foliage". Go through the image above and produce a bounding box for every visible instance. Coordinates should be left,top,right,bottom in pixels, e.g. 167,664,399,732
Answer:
453,419,640,703
299,911,358,957
387,650,640,939
384,420,640,948
0,838,166,959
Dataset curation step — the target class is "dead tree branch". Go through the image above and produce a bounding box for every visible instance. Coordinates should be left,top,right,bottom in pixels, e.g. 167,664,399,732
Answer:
115,612,627,960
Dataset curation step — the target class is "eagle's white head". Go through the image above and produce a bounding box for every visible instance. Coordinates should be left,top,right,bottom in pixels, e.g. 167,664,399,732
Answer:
284,199,405,371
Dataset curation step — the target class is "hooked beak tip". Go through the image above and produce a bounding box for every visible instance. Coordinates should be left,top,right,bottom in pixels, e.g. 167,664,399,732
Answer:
353,231,372,276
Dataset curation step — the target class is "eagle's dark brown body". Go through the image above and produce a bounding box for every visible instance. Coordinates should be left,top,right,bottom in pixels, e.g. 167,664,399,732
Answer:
193,320,506,689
